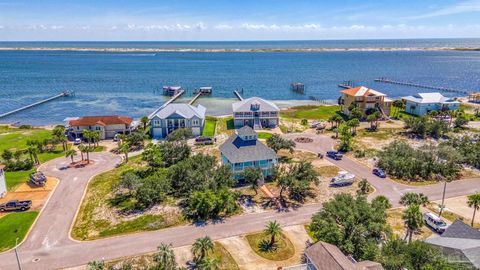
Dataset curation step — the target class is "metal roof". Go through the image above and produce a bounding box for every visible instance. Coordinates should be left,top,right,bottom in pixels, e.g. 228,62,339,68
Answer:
232,97,280,112
151,104,206,120
402,92,459,104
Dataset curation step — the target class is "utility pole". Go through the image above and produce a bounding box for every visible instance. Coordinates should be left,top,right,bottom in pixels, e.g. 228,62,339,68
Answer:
14,238,22,270
439,178,449,217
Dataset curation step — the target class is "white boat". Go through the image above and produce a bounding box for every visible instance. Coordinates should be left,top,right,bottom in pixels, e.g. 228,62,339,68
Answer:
331,171,355,186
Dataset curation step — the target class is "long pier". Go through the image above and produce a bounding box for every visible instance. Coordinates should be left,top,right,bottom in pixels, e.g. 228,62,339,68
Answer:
0,91,72,119
374,78,471,95
148,90,185,118
188,92,203,105
234,90,243,101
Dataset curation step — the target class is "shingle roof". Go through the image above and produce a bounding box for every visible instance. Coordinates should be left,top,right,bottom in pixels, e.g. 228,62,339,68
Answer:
441,220,480,239
232,97,279,112
236,126,257,137
425,221,480,268
69,116,133,126
403,92,459,104
219,132,277,164
305,241,384,270
151,104,206,120
341,86,386,97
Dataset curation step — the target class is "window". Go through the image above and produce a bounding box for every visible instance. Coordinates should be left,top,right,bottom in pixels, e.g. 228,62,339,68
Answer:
95,126,101,130
192,119,199,126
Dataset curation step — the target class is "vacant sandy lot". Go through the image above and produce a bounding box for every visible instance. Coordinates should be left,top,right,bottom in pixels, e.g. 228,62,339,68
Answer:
433,195,479,225
0,177,58,218
219,224,312,270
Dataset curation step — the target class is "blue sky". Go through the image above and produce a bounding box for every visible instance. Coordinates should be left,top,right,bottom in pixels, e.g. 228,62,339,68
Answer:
0,0,480,40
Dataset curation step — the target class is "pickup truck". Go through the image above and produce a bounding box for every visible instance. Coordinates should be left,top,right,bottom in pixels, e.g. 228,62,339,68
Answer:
0,200,32,212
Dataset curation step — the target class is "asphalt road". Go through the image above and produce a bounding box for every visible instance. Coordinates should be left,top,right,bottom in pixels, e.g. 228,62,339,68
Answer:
1,134,479,269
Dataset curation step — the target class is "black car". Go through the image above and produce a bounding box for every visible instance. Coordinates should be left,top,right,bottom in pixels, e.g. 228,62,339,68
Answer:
326,151,343,160
372,168,386,178
194,136,214,145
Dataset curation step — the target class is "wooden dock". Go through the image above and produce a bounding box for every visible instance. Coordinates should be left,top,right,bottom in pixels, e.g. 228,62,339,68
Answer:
148,90,185,118
374,78,471,95
188,92,203,105
0,91,73,119
234,90,243,101
338,81,355,89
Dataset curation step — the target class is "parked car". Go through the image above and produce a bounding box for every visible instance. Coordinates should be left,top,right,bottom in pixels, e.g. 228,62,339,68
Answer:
195,136,214,145
0,200,32,212
310,121,321,128
29,172,47,186
372,168,386,178
326,151,343,160
331,171,355,186
74,138,82,145
423,212,448,233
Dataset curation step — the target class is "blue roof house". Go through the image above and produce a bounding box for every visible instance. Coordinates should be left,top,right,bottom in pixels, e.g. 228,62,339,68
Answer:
402,93,460,116
220,126,278,180
149,104,206,139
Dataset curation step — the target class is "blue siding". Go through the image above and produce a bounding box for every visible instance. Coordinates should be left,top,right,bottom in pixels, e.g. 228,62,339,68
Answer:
405,101,460,116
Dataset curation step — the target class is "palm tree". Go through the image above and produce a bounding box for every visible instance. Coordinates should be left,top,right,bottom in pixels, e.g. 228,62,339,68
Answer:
357,178,371,195
79,145,92,163
347,118,360,135
87,260,105,270
192,236,214,263
399,192,429,207
402,204,423,243
27,146,40,164
198,257,219,270
92,131,101,147
140,116,149,130
65,149,77,164
119,143,130,163
264,220,282,247
153,243,177,269
83,130,93,147
467,193,480,227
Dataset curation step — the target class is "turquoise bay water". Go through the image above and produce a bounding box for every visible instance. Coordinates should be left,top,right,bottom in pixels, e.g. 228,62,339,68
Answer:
0,40,480,125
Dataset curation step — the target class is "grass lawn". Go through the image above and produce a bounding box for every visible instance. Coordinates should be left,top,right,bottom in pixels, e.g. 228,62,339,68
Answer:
315,166,340,178
71,156,183,240
203,116,218,137
5,169,35,191
217,116,235,136
257,132,273,139
280,105,341,120
0,211,39,252
0,127,53,153
245,232,295,261
210,242,240,270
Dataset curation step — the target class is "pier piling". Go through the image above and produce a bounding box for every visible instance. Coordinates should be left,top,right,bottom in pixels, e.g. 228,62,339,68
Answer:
374,78,471,95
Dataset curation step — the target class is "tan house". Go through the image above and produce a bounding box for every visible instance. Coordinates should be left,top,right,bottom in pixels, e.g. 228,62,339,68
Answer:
68,116,133,140
304,241,384,270
340,86,392,117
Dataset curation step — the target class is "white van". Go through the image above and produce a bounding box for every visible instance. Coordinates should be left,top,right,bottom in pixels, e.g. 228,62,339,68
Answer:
423,212,448,233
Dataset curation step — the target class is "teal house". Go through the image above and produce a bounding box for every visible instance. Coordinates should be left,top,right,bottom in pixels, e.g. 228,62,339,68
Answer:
402,92,460,116
220,126,278,180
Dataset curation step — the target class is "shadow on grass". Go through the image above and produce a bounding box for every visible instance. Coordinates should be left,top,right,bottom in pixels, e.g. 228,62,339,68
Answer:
259,239,278,252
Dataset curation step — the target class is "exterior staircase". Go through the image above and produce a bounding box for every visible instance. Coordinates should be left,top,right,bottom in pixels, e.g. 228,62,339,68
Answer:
253,117,262,130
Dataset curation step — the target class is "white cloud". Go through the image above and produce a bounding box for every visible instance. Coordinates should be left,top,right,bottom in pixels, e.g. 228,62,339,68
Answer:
409,0,480,19
214,24,233,30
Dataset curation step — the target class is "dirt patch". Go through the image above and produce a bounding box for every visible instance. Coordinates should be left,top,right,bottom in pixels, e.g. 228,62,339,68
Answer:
387,208,434,241
0,177,58,217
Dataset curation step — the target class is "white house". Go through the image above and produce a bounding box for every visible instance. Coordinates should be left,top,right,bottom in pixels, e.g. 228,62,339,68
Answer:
0,165,7,198
402,93,460,116
149,103,206,139
232,97,280,130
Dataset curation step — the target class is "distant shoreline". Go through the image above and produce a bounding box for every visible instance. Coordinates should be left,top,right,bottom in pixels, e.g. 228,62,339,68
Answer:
0,47,479,53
